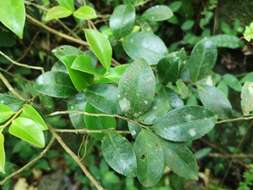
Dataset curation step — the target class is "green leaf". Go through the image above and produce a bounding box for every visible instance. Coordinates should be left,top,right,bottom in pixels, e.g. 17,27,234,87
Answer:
9,117,45,148
0,104,14,124
0,0,26,38
73,5,97,20
208,34,242,49
241,82,253,115
109,5,136,38
181,20,194,31
244,22,253,42
57,0,74,11
0,133,5,173
44,6,72,22
223,74,241,92
36,71,77,98
142,5,173,22
198,85,232,118
84,29,112,70
152,106,216,142
123,32,168,65
85,84,120,114
169,1,182,12
67,93,86,128
162,141,198,180
183,38,217,82
20,104,47,130
0,94,24,111
102,133,137,177
134,130,164,187
118,59,155,117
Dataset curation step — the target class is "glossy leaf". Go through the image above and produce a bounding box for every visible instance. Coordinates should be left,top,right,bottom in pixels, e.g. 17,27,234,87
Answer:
123,32,168,65
152,106,216,142
85,84,120,114
102,133,137,177
162,141,198,180
183,38,217,82
223,74,241,92
142,5,173,22
0,104,14,124
208,34,242,49
118,59,155,117
36,71,77,98
241,82,253,115
44,6,72,22
21,104,47,130
109,5,136,38
134,130,164,187
0,0,26,38
9,117,45,148
85,29,112,70
0,133,5,173
198,85,232,118
73,6,97,20
57,0,74,11
0,94,24,111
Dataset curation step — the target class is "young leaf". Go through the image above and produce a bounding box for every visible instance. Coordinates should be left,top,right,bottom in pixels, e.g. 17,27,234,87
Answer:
244,22,253,42
241,82,253,115
85,29,112,70
183,38,217,82
142,5,173,22
152,106,216,142
102,133,137,177
123,32,168,65
134,130,164,187
0,104,14,123
57,0,74,11
73,6,97,20
85,84,120,114
0,0,26,38
44,6,72,22
36,71,77,98
208,34,242,49
118,59,155,117
198,85,232,118
9,117,45,148
21,104,47,130
0,133,5,173
162,141,198,180
109,4,136,38
223,74,241,92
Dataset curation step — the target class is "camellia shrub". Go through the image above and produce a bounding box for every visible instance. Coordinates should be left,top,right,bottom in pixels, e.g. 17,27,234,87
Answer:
0,0,252,189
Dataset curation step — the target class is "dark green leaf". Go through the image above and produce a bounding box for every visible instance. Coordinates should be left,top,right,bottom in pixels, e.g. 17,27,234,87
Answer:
134,130,164,187
223,74,241,92
123,32,167,65
241,82,253,115
0,94,24,111
142,5,173,22
0,104,14,124
102,133,137,177
0,133,5,173
118,59,155,117
208,34,242,49
152,106,216,142
9,117,45,148
36,71,77,98
73,5,97,20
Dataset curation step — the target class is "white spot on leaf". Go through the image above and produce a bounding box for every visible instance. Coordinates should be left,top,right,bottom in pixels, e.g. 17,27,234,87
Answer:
119,98,131,112
188,128,197,137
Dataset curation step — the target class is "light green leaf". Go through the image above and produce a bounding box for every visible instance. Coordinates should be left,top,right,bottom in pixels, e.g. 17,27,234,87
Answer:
244,22,253,42
0,0,26,38
57,0,74,11
85,84,120,114
241,72,253,83
183,38,217,82
0,104,14,124
241,82,253,115
118,59,155,117
85,29,112,70
223,74,241,92
162,141,198,180
208,34,242,49
142,5,173,22
123,32,168,65
109,5,135,38
21,104,47,130
9,117,45,148
134,130,164,187
44,6,72,22
0,133,5,173
102,133,137,177
36,71,77,98
198,85,232,118
73,5,97,20
152,106,216,142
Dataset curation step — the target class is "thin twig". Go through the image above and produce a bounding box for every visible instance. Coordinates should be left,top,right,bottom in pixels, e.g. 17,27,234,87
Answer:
0,137,55,185
54,128,130,134
0,51,44,73
49,127,105,190
217,115,253,124
209,153,253,159
0,109,23,130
